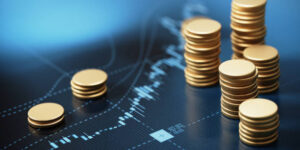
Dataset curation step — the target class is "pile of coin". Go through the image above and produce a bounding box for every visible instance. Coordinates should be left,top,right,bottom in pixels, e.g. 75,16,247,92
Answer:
182,17,221,87
219,59,258,119
71,69,108,99
244,45,280,93
239,98,279,146
230,0,267,59
28,102,64,128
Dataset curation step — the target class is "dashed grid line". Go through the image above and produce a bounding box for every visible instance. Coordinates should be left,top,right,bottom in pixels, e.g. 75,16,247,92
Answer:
127,139,155,150
187,111,220,127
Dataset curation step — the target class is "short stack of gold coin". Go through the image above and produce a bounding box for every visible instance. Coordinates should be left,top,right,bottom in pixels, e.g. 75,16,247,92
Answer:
28,103,64,128
182,17,221,87
239,98,279,146
244,45,280,93
219,59,258,119
230,0,267,59
71,69,108,99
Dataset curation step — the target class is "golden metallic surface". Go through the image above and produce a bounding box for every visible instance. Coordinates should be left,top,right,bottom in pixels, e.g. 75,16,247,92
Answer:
71,81,103,91
72,69,108,87
240,133,278,146
186,42,221,52
186,78,219,87
186,18,221,36
28,103,64,122
239,98,278,120
240,121,279,134
221,98,239,110
233,0,267,9
71,86,105,95
219,59,256,79
244,45,278,62
240,129,278,141
221,88,258,100
242,117,279,129
28,116,64,128
258,82,279,94
221,107,239,119
73,86,107,99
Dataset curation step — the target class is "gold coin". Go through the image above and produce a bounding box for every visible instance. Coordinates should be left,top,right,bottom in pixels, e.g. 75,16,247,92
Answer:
185,68,218,79
222,91,258,104
186,18,221,36
72,85,106,95
72,69,108,87
219,59,256,79
185,48,221,59
185,75,218,83
28,103,64,122
244,45,278,62
240,129,278,142
186,78,219,87
184,53,218,64
73,86,107,99
239,98,278,120
241,116,279,129
231,24,265,33
181,17,205,36
221,102,239,114
220,80,257,94
232,31,266,41
232,0,267,10
258,82,279,94
231,7,265,16
232,40,264,49
221,88,258,100
239,112,278,123
239,122,277,138
220,72,257,87
231,12,265,21
240,133,278,146
186,41,221,52
258,69,280,79
186,39,220,48
185,57,220,68
28,116,64,128
71,80,104,91
185,33,221,43
231,16,265,27
231,33,264,44
240,121,279,133
221,107,239,119
221,98,239,111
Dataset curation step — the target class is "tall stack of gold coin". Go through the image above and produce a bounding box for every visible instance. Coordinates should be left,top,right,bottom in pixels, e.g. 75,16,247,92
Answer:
182,17,221,87
71,69,108,99
244,45,280,93
230,0,267,59
28,103,64,128
239,98,279,146
219,60,258,119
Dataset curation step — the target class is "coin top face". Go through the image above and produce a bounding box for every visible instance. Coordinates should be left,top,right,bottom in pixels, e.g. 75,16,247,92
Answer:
239,98,278,119
186,18,221,35
72,69,108,87
233,0,266,8
244,45,278,61
28,103,64,122
219,59,256,78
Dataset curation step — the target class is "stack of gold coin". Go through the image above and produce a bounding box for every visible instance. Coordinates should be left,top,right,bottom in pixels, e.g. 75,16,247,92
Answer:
71,69,108,99
243,45,280,93
28,102,64,128
230,0,267,59
182,17,221,87
219,59,258,119
239,98,279,146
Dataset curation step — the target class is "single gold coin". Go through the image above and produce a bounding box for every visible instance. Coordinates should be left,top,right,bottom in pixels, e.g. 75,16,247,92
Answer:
239,112,278,124
231,24,265,33
181,17,205,36
72,69,108,87
239,98,278,120
28,103,64,122
241,121,279,133
221,98,239,111
73,86,107,99
185,48,221,59
184,68,218,79
186,42,221,52
232,7,265,16
220,72,257,87
233,0,267,10
220,80,257,94
186,18,221,36
28,116,64,128
185,58,220,68
222,91,258,104
219,59,256,79
71,80,104,91
244,45,278,62
221,88,258,100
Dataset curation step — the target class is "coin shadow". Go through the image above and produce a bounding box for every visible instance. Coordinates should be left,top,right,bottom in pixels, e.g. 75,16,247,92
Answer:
72,94,108,114
28,121,66,136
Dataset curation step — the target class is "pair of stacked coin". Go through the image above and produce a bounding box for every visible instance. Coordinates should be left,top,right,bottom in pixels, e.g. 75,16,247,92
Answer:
28,103,64,128
182,17,221,87
244,45,280,93
230,0,267,59
71,69,108,99
239,98,279,146
219,60,258,119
